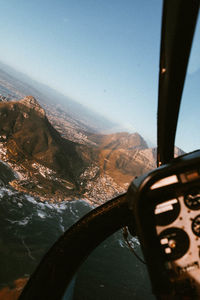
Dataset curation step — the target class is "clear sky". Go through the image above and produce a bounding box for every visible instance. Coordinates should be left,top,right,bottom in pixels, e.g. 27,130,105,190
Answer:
0,0,200,153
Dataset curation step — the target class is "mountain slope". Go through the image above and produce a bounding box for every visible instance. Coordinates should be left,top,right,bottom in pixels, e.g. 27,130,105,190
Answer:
0,96,91,199
95,132,154,186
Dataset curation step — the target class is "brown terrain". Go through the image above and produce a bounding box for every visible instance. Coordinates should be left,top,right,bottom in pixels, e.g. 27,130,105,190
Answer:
91,132,152,184
0,95,159,202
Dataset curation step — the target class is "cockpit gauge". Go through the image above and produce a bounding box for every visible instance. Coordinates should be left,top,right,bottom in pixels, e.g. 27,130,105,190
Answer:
184,188,200,210
154,198,180,226
192,215,200,238
159,227,190,261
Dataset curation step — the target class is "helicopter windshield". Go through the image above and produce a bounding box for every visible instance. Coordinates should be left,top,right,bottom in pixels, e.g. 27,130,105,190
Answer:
0,1,199,299
176,13,200,153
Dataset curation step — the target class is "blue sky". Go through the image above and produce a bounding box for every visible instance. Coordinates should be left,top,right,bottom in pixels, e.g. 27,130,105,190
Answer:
0,0,200,153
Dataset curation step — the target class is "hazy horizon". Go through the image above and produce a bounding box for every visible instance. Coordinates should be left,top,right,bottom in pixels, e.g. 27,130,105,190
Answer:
0,1,200,152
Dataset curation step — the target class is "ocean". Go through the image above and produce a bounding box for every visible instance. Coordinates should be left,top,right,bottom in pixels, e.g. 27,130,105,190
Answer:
0,185,155,299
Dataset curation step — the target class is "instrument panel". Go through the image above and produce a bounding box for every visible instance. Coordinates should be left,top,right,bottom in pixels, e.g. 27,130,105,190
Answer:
154,183,200,294
128,151,200,297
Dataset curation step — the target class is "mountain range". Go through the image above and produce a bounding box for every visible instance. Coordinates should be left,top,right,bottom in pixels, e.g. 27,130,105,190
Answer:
0,94,160,203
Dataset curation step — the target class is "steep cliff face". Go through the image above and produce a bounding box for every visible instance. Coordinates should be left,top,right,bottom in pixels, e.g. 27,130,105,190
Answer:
94,132,155,188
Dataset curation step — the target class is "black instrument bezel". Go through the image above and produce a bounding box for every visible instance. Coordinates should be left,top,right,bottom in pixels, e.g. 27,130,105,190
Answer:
127,150,200,295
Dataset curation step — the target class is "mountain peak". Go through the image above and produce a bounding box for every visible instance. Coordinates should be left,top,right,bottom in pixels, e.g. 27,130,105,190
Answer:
19,96,46,117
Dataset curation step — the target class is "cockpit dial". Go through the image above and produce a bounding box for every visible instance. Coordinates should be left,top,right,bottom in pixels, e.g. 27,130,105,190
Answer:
154,198,180,226
184,188,200,210
192,215,200,237
159,227,190,261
